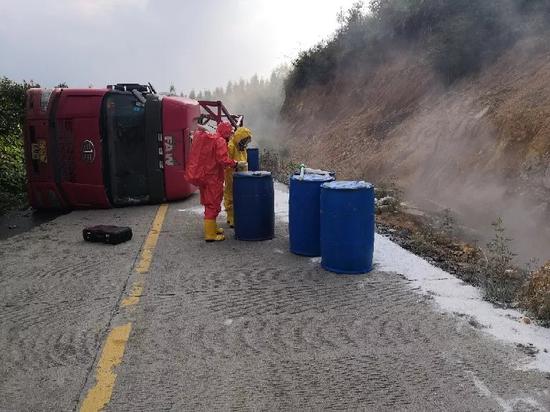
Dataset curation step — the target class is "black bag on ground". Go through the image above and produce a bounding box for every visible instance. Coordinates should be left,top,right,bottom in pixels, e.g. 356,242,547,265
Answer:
83,225,132,245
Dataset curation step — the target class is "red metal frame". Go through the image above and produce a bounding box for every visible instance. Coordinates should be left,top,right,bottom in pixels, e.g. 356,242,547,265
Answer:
197,100,243,129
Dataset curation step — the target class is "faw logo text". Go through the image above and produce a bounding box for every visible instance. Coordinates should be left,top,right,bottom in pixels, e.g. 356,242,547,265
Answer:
164,135,175,166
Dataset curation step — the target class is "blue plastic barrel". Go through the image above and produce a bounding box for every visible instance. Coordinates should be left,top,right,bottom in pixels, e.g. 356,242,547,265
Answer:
233,171,274,241
246,148,260,171
289,174,335,256
320,181,375,274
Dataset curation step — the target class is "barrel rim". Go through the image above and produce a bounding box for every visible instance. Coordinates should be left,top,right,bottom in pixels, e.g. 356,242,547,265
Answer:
321,260,373,274
321,180,373,190
290,174,335,183
234,171,272,178
290,247,321,257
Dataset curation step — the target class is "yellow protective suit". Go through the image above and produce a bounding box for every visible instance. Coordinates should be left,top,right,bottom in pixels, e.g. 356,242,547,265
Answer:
224,127,252,226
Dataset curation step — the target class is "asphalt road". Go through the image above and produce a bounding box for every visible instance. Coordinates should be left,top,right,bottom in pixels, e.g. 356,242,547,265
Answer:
1,194,550,411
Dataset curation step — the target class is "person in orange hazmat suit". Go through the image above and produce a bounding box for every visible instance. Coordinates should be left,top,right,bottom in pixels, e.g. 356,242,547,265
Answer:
185,124,237,241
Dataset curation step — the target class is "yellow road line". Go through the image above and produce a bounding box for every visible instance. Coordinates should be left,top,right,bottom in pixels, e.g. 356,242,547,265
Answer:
121,281,144,307
121,203,168,308
80,204,169,411
135,203,169,274
80,323,132,412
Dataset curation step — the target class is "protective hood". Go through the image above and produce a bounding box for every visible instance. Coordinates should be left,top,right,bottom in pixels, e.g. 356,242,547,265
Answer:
216,122,233,141
194,127,210,140
232,127,252,144
185,126,235,187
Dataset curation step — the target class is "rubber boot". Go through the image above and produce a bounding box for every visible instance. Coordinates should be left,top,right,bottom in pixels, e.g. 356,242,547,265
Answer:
204,219,225,242
216,224,224,235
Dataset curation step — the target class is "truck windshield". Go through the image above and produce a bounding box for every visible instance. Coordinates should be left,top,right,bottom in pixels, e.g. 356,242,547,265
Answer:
103,93,149,205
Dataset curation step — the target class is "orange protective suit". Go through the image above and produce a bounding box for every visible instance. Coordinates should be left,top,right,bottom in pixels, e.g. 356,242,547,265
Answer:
185,127,236,221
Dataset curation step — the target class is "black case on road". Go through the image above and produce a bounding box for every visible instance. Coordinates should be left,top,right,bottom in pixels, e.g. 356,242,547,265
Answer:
83,225,133,245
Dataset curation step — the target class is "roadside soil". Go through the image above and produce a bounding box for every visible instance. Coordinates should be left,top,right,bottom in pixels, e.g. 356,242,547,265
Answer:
375,204,549,325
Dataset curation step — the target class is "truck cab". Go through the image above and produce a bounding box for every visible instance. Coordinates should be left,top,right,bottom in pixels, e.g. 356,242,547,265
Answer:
24,83,199,209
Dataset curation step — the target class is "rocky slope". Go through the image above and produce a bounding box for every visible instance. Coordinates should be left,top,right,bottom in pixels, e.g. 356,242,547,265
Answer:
280,35,550,263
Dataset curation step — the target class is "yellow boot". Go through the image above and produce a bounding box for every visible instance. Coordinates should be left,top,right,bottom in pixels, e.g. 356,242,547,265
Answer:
216,224,224,235
204,219,225,242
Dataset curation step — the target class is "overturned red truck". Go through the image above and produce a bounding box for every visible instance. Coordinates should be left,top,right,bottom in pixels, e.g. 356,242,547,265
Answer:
24,83,242,209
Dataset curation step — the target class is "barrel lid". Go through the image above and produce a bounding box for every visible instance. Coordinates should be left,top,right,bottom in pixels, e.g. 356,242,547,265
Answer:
234,171,271,178
293,170,336,177
321,180,373,190
291,174,334,182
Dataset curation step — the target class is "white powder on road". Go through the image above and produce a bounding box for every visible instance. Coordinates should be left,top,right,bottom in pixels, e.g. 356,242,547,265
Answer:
181,181,550,372
274,182,550,373
374,234,550,373
274,182,289,223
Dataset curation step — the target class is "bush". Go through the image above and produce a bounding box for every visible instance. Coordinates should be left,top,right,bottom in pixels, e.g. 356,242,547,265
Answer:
483,217,526,305
0,133,26,212
260,149,300,184
374,177,403,214
522,261,550,322
0,77,38,213
285,42,338,91
0,77,37,135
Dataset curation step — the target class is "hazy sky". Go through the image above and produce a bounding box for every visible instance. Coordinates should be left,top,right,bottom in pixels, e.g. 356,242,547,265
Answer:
0,0,359,93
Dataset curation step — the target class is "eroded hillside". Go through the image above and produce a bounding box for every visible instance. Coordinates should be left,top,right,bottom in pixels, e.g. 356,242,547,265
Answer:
281,36,550,262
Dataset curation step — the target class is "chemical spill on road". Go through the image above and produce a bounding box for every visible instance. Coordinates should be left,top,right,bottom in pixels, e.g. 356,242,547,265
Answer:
270,183,550,373
180,179,550,372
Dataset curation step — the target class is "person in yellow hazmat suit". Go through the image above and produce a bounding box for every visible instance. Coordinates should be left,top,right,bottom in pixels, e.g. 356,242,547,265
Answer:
224,127,252,227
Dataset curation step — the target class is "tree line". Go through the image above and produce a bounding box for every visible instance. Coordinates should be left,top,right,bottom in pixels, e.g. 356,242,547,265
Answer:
285,0,550,94
188,65,289,147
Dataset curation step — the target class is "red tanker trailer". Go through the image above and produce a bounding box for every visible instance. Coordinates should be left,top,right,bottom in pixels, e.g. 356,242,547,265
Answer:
24,83,241,210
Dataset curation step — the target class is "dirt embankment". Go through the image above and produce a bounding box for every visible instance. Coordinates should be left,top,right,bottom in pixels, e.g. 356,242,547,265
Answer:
281,36,550,263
